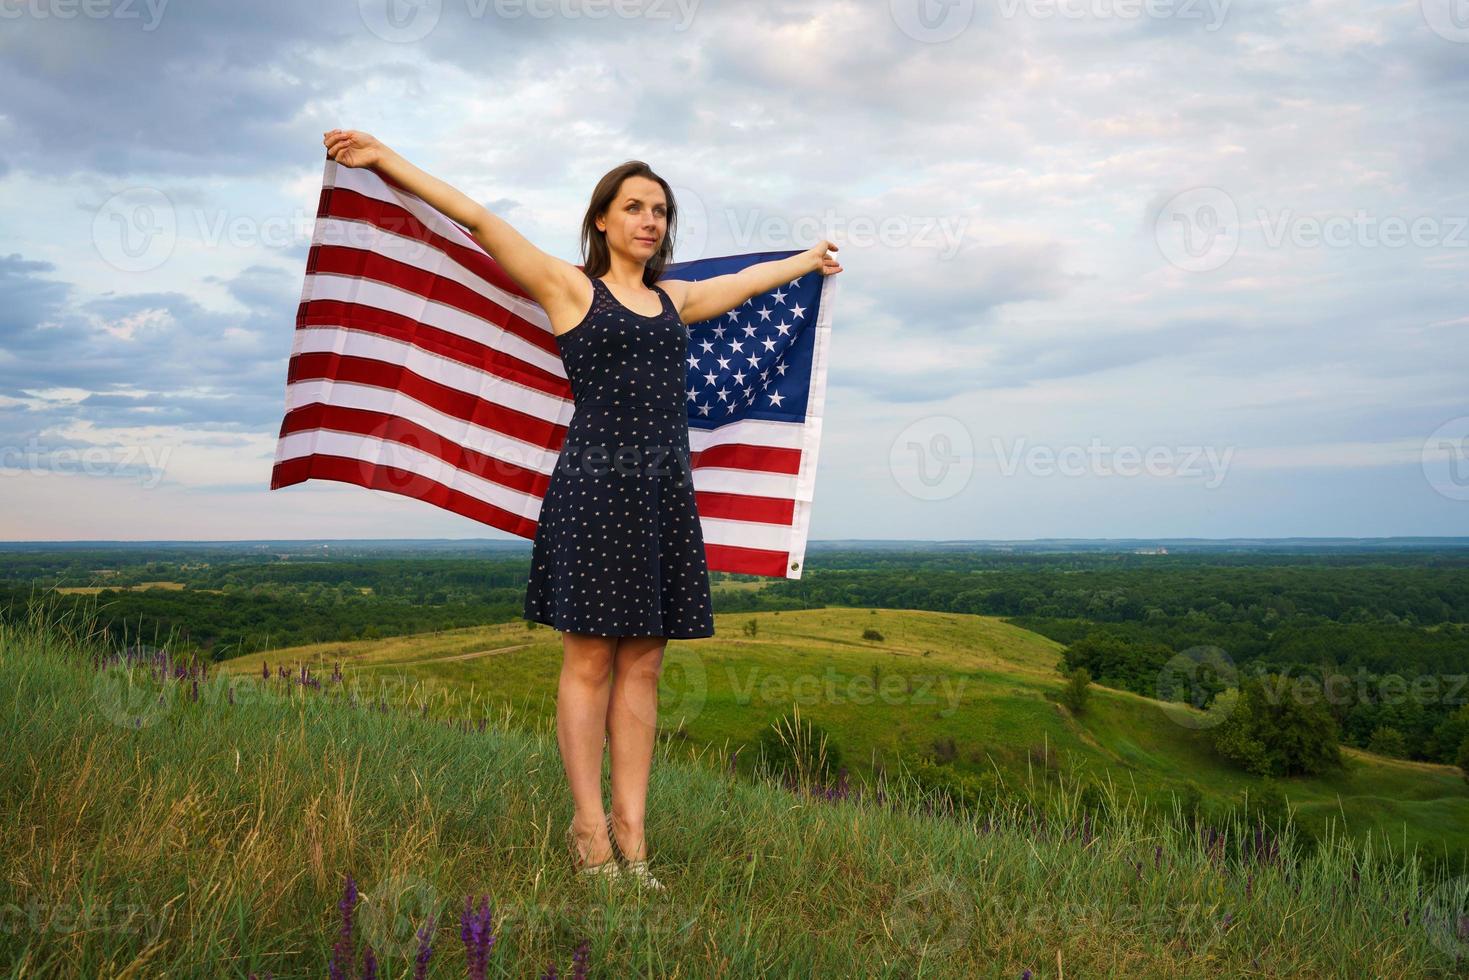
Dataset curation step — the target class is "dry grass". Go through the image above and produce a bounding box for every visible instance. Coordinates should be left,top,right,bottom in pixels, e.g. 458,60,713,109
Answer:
1,595,1466,977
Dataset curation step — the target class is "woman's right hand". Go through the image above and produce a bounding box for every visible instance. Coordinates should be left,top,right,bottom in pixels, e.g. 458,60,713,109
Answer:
323,128,387,170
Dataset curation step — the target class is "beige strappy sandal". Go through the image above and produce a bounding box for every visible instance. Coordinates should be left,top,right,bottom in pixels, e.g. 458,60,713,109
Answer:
566,819,622,882
606,812,666,892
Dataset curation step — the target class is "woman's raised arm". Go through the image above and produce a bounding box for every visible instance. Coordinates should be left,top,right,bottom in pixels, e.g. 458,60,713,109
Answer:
665,240,841,326
323,129,580,313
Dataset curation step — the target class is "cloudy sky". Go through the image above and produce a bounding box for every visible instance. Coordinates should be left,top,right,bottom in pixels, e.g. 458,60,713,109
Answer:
2,0,1466,542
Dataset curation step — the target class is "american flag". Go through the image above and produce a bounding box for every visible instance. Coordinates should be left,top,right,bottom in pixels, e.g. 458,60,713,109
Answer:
270,157,836,578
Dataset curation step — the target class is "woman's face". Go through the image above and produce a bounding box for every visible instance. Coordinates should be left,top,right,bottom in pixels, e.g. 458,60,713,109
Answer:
598,175,668,263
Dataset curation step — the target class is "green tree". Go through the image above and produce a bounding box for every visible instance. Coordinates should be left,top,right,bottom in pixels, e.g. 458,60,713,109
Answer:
1427,705,1469,764
1367,725,1408,758
1457,735,1469,786
1060,631,1174,694
1060,667,1091,715
1211,673,1342,777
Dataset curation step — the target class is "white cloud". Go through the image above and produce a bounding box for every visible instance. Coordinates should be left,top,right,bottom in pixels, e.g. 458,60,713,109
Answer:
0,0,1464,538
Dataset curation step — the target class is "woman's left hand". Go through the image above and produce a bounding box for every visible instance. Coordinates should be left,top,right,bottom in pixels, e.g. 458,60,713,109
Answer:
806,239,843,276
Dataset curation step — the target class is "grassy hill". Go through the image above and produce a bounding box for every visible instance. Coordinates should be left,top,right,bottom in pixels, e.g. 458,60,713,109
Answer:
3,602,1468,976
218,607,1469,874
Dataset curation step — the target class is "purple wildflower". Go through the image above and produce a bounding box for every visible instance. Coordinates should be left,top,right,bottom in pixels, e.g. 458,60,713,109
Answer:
572,937,590,980
413,912,436,980
460,894,495,980
541,966,559,980
1021,970,1033,979
328,873,357,980
362,944,377,980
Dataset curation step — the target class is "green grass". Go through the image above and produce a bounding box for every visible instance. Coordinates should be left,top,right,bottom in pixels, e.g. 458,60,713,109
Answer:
220,607,1469,874
3,600,1469,976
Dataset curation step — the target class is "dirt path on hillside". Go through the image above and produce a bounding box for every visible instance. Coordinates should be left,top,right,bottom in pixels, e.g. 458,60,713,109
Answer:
363,643,534,669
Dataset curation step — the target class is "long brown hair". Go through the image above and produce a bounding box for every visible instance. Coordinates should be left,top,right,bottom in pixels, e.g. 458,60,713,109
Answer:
579,160,677,287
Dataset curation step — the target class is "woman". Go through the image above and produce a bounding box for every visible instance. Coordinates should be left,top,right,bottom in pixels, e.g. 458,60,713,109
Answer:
322,129,842,890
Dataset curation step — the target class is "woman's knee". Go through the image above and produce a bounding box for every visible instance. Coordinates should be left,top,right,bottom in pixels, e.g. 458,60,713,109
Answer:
615,638,666,680
562,634,615,683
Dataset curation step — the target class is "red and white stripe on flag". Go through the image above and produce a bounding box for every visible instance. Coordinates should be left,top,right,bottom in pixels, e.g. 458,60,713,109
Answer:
270,157,834,578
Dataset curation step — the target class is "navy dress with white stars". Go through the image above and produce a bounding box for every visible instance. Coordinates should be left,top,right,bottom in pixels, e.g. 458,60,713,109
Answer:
523,270,716,639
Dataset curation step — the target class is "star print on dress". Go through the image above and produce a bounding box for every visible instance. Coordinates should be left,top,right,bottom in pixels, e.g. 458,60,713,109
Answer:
524,272,715,638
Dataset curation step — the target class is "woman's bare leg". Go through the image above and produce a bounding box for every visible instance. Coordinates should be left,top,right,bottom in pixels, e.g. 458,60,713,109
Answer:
606,634,667,862
557,630,617,865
